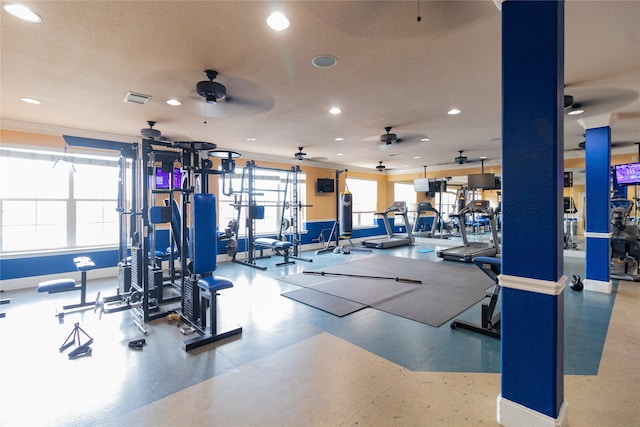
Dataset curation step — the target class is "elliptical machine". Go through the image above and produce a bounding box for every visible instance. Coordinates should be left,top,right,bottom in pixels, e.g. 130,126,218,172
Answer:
610,198,640,281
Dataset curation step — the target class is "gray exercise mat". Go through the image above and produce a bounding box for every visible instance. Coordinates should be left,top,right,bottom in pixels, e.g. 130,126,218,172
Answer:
279,255,495,327
281,288,366,317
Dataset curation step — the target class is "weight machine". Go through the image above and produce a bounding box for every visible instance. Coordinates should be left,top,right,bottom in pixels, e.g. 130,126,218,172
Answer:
229,160,311,269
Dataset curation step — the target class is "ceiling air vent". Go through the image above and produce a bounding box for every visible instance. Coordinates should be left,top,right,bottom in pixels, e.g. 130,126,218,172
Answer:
124,91,152,105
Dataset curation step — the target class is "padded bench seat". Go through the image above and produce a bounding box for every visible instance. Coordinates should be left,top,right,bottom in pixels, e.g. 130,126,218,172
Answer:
255,238,293,249
38,278,77,293
254,238,295,267
197,276,234,292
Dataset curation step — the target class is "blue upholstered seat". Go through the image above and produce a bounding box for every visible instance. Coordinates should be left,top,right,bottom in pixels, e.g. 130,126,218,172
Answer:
198,276,234,292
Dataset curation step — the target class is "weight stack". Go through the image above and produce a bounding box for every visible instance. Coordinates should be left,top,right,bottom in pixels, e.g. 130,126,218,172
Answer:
130,246,143,291
118,262,131,294
148,266,163,306
182,277,200,322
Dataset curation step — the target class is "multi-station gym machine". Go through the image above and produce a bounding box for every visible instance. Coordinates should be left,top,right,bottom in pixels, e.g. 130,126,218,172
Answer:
66,135,240,348
223,160,312,270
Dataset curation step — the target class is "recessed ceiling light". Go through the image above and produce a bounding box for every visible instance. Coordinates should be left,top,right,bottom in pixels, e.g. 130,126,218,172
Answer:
448,108,461,115
267,12,289,31
413,156,421,159
20,97,41,104
329,107,342,115
334,137,344,141
420,137,431,142
337,153,344,156
246,138,256,142
567,108,584,116
312,55,338,68
480,156,488,159
3,4,41,23
166,99,182,106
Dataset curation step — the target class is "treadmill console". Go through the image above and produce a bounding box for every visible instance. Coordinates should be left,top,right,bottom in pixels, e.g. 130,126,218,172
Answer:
391,201,407,213
468,200,490,213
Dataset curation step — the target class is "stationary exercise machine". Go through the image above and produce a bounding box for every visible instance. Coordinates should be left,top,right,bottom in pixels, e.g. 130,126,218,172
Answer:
361,201,415,249
610,198,640,281
563,196,579,250
412,201,451,239
450,256,501,339
437,200,499,262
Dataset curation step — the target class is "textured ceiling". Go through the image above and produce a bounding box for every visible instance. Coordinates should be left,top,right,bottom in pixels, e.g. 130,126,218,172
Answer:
1,1,639,174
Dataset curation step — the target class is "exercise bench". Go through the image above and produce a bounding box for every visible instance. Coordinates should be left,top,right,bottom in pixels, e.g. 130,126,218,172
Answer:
254,238,295,267
38,256,96,313
450,256,501,339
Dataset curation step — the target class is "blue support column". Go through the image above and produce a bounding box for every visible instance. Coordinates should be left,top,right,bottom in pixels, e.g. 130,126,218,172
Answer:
580,118,614,293
499,1,567,426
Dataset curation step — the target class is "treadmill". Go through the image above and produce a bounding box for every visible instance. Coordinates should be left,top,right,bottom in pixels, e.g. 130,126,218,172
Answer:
412,201,451,239
361,201,415,249
437,200,499,262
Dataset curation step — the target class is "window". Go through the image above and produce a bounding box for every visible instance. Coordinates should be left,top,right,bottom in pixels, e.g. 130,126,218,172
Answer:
0,146,119,253
218,166,306,236
393,182,416,212
345,177,377,227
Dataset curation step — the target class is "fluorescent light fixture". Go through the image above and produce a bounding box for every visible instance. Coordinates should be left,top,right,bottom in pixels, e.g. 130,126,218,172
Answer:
337,153,344,156
166,99,182,106
420,137,431,142
329,107,342,115
448,108,461,115
3,4,41,23
246,138,256,142
334,137,344,141
413,156,421,159
20,97,41,104
267,12,289,31
567,108,584,116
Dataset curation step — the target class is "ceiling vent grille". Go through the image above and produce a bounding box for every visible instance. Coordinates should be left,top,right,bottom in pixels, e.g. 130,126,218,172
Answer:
124,91,152,105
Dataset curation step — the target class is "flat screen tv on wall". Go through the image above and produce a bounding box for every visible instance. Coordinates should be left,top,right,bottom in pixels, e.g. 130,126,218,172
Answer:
316,178,335,193
614,162,640,186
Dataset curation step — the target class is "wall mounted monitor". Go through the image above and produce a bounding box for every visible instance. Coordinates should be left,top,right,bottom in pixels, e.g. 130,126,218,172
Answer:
316,178,335,193
614,162,640,186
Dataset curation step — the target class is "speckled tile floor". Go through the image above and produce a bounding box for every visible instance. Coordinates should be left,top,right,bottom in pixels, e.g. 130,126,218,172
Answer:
1,238,638,426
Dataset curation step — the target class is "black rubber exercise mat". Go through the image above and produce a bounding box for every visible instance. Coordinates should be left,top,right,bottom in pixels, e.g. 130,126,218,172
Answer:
279,255,495,327
281,287,367,317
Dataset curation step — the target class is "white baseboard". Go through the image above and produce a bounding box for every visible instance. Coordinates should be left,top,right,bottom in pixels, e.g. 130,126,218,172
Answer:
584,278,613,294
1,267,119,292
497,395,568,427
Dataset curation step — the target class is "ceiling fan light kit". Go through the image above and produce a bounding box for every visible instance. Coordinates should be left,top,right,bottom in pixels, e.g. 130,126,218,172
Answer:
196,70,227,103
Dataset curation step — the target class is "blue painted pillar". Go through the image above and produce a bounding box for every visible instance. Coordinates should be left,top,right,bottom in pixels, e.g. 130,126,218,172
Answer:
580,117,614,293
499,1,567,426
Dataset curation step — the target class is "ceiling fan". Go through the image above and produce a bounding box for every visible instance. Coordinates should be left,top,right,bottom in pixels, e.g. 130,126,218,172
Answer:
292,147,328,162
140,121,168,141
376,161,387,172
376,126,427,150
294,147,307,161
193,70,276,120
454,150,468,164
196,70,227,103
